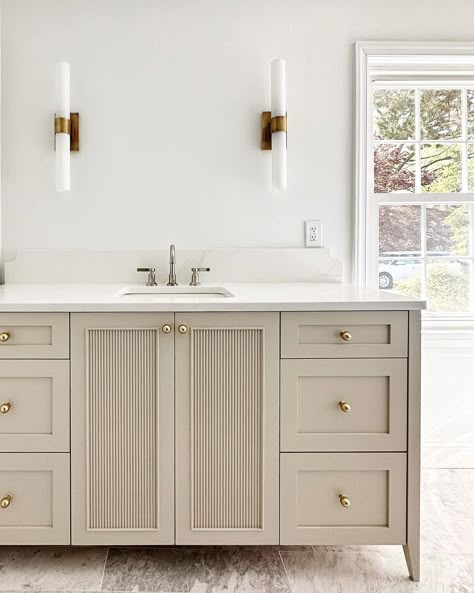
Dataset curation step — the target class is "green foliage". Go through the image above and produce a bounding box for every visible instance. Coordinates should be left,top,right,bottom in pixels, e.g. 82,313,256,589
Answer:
420,90,462,140
373,89,415,140
393,274,422,299
395,262,469,312
444,206,470,256
421,145,461,193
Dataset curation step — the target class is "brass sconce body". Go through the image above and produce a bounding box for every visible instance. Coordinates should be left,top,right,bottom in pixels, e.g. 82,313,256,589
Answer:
261,112,287,150
54,113,80,151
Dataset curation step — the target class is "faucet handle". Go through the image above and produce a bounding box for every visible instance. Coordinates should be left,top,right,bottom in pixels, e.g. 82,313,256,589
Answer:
190,267,210,287
137,267,157,287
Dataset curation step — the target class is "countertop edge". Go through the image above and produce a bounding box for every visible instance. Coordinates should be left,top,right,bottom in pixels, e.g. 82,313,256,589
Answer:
0,302,426,313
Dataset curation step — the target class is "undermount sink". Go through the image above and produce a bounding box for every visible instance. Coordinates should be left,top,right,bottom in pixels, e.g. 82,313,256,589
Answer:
116,286,234,299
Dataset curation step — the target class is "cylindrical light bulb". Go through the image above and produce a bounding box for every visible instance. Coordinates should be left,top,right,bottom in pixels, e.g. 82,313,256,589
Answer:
55,61,70,191
271,58,287,190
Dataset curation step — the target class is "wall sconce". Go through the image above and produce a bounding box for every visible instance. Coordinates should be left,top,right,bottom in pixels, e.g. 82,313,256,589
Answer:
261,58,287,190
54,61,79,192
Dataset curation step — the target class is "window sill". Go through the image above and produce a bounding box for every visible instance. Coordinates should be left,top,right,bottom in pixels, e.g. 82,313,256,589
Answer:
422,316,474,347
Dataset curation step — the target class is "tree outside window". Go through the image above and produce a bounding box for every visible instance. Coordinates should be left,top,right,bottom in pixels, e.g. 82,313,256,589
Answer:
373,87,474,313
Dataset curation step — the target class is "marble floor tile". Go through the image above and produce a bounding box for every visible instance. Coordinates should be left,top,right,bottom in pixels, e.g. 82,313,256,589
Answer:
101,546,290,593
0,547,108,591
421,469,474,555
280,547,474,593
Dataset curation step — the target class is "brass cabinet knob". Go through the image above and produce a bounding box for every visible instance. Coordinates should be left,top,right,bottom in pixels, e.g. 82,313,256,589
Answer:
340,330,352,342
161,324,172,334
178,325,188,335
0,402,11,414
0,495,12,509
339,494,351,508
0,332,11,343
338,401,351,413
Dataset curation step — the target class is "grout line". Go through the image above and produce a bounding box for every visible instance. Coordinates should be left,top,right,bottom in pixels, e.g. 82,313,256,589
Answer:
98,546,110,591
278,549,293,593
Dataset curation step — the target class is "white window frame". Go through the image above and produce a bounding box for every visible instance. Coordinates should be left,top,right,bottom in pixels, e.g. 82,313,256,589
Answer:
355,41,474,324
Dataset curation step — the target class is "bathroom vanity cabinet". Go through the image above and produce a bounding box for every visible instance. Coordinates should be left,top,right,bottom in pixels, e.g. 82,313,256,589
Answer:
0,308,421,580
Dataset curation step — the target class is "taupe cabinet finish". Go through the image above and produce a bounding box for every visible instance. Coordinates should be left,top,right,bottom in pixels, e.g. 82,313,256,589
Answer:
0,309,421,582
0,313,70,545
0,360,69,452
280,452,406,544
0,453,70,544
175,312,280,545
71,313,174,545
281,311,408,358
280,358,407,451
0,313,69,359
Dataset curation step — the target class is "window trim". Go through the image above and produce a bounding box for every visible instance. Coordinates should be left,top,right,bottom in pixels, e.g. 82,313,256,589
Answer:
354,41,474,321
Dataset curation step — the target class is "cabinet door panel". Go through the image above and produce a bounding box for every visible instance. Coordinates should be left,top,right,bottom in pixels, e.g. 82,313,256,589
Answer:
281,358,407,452
176,312,279,545
0,453,70,545
71,313,174,544
280,452,406,545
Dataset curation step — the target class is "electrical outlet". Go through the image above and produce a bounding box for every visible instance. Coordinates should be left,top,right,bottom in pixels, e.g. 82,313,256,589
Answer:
305,220,322,247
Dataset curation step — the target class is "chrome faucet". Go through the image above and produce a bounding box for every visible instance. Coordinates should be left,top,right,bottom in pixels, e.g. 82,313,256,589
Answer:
167,244,178,286
137,267,157,286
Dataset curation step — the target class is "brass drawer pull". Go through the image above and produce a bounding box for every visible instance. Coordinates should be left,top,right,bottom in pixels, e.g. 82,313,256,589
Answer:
338,401,351,413
0,495,12,509
0,332,11,343
340,330,352,342
339,494,351,508
178,325,188,335
0,402,11,414
161,324,172,334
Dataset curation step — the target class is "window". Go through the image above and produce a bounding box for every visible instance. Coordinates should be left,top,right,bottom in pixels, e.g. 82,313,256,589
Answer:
356,43,474,318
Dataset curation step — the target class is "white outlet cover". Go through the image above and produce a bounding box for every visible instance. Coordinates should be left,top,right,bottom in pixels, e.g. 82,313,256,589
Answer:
305,220,322,247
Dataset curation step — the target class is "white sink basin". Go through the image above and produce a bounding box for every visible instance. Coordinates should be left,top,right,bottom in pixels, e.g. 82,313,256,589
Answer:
116,286,234,299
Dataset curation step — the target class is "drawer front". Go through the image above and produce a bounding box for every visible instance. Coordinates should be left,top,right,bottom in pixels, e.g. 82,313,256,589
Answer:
0,453,70,544
281,311,407,358
0,361,69,452
280,453,406,545
0,313,69,359
281,359,407,452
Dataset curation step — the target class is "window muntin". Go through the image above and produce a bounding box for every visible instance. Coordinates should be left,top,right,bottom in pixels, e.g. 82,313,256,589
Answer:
372,84,474,315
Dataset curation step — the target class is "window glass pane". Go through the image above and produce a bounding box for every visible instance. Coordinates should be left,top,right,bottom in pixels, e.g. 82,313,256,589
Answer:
374,144,415,193
373,89,415,140
426,205,470,257
467,90,474,140
468,145,474,191
421,144,461,192
421,89,462,140
379,258,422,295
427,260,471,312
379,205,421,256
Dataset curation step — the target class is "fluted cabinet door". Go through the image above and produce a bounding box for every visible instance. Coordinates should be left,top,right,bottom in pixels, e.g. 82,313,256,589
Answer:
175,312,280,544
71,313,174,544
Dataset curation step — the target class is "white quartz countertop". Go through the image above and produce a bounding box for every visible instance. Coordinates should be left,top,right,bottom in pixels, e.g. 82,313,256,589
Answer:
0,283,426,312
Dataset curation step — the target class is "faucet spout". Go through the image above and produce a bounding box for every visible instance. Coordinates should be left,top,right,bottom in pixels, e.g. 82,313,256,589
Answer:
167,244,178,286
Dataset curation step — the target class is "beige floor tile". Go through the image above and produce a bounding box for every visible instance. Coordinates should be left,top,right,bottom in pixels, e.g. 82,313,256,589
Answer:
0,547,108,591
280,547,473,593
101,546,290,593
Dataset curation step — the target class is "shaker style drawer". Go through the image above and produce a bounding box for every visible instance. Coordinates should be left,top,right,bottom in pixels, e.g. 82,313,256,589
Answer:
281,312,407,358
280,453,406,545
0,453,70,544
0,313,69,359
0,361,69,452
280,359,407,452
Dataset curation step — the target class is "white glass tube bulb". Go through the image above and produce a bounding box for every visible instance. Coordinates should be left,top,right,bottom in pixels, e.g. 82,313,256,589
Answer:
55,61,70,191
271,58,287,190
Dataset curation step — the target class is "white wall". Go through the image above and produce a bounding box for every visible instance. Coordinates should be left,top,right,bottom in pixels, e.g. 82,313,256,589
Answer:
2,0,474,467
2,0,474,271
